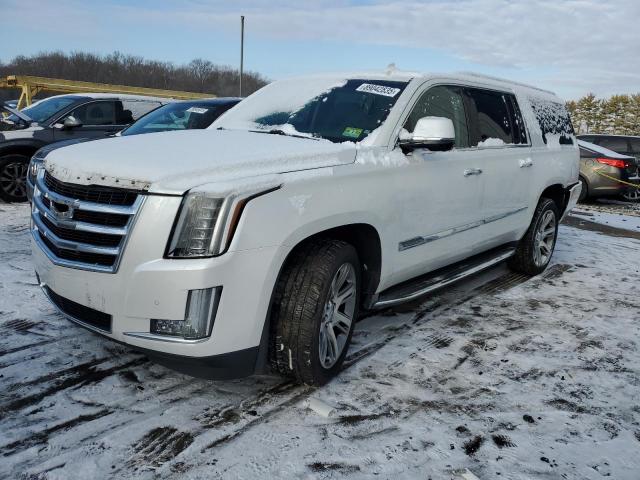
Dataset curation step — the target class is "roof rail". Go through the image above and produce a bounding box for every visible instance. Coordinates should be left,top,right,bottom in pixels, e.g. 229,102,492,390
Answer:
457,72,556,96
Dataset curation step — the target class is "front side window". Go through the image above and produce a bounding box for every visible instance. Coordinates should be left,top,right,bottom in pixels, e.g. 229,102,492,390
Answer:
464,88,515,146
69,101,117,126
403,85,469,148
214,77,408,143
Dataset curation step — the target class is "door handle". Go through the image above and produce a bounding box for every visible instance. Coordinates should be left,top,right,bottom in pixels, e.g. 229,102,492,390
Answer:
519,159,534,168
463,168,483,177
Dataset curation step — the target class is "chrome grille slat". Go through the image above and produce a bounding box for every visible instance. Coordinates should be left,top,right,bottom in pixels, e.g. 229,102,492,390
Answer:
33,193,129,236
31,170,144,273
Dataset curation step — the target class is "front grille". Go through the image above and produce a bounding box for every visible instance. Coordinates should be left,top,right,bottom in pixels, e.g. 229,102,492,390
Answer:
45,286,112,332
39,233,118,267
45,171,138,206
40,215,122,247
32,171,144,273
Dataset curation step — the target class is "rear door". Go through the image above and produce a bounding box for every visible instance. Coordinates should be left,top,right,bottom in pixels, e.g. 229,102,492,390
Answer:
460,87,532,242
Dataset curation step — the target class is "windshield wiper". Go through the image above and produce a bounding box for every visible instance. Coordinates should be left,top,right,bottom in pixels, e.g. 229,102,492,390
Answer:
249,129,320,140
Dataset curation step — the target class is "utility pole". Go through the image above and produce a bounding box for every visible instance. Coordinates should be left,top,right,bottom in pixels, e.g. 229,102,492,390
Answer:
239,15,245,97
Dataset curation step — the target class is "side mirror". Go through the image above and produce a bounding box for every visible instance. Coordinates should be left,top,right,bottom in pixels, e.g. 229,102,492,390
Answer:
400,116,455,152
62,115,82,129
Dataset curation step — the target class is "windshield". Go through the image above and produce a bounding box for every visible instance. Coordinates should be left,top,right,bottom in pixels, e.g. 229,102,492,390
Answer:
20,96,79,123
122,101,232,136
214,77,408,143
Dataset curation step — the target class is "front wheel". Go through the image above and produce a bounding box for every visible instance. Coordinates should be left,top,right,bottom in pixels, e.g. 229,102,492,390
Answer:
269,239,360,386
508,198,559,275
0,154,30,202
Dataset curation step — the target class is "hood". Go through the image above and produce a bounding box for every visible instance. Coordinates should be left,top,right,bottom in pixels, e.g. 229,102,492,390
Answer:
44,129,356,194
2,103,32,123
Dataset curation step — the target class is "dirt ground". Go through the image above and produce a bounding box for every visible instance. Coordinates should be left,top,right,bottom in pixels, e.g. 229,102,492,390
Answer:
1,200,640,480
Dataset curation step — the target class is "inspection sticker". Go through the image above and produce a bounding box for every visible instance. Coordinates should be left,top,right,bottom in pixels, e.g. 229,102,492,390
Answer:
342,127,363,138
186,107,209,114
356,83,401,97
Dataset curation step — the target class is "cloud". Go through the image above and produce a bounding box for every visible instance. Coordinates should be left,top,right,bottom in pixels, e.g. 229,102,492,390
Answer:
4,0,639,97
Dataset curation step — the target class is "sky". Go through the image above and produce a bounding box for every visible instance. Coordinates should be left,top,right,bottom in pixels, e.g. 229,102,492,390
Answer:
1,0,639,100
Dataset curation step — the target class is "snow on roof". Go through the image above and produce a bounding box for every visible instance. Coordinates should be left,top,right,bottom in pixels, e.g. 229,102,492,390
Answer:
273,69,562,100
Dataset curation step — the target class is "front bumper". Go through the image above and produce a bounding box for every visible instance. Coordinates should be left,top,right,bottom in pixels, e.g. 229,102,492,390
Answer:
32,194,287,376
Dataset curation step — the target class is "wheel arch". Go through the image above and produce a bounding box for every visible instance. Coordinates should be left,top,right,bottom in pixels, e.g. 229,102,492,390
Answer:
0,141,44,159
254,222,383,374
539,183,569,215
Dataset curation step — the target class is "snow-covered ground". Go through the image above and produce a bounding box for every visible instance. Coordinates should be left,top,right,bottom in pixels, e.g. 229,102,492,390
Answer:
2,201,640,480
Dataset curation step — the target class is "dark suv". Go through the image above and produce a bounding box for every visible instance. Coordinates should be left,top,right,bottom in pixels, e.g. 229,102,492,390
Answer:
577,134,640,201
0,94,163,202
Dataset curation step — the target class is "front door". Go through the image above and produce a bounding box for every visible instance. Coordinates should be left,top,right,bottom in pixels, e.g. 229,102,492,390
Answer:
54,100,123,141
390,85,487,284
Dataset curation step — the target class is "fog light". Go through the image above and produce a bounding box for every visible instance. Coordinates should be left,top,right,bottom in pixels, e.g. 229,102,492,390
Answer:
150,287,221,340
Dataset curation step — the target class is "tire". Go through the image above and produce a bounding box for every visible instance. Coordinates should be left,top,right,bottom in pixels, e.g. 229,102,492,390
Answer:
269,239,360,386
0,154,30,202
578,177,588,202
508,198,559,276
621,186,640,203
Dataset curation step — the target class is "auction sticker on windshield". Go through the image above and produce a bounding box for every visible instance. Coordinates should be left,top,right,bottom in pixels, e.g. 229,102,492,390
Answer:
356,83,401,97
186,107,208,114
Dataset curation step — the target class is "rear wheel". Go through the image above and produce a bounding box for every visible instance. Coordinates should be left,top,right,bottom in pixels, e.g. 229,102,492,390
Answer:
508,198,559,275
269,239,360,386
0,154,29,202
621,186,640,202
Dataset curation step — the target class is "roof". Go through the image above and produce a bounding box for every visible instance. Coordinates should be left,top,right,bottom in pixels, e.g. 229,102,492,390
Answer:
278,69,560,99
578,133,640,139
42,93,171,102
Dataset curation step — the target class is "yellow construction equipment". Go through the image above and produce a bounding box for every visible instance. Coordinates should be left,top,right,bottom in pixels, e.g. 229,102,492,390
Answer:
1,75,214,109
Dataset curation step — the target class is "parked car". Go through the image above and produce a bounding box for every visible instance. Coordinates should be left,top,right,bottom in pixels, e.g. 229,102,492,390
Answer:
31,72,580,385
0,94,165,202
577,140,637,202
25,98,241,201
577,134,640,201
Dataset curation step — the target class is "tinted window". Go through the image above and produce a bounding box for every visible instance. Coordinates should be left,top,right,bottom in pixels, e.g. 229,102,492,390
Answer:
629,138,640,155
464,88,514,146
70,101,117,126
598,137,629,153
404,85,469,148
122,102,234,136
121,100,163,123
528,97,574,145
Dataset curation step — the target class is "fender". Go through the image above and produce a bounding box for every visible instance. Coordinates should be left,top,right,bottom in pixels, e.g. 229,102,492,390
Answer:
0,139,46,157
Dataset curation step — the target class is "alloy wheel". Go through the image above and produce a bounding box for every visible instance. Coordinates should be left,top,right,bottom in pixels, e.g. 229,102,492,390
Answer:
318,262,357,369
533,210,556,267
0,161,28,200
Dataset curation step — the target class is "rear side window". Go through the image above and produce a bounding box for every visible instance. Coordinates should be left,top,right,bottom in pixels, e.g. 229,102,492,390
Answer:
121,100,163,123
528,97,575,145
630,138,640,155
463,88,518,147
598,137,629,154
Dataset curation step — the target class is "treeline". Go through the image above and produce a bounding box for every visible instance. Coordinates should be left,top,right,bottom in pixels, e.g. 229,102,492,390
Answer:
567,93,640,136
0,51,268,102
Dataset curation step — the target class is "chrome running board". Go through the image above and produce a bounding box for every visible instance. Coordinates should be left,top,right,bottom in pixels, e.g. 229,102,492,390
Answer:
373,245,517,309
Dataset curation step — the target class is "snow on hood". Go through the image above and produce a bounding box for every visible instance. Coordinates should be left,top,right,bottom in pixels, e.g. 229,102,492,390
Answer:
43,129,356,194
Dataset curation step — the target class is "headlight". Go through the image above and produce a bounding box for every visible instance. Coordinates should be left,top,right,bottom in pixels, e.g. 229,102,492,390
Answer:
167,185,280,258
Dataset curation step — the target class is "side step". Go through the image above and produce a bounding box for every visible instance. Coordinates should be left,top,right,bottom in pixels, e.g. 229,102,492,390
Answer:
373,244,517,309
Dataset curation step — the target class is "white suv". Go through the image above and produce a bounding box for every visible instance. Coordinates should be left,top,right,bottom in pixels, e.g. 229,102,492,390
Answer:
31,72,581,385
